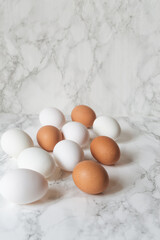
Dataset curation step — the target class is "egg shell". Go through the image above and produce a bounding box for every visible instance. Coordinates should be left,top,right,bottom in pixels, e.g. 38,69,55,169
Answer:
37,125,62,152
71,105,96,128
1,128,34,157
72,160,109,194
93,116,121,140
17,147,54,178
0,169,48,204
39,107,65,129
53,140,84,171
62,122,89,147
90,136,120,165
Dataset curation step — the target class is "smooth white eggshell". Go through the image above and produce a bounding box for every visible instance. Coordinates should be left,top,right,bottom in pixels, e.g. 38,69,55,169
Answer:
93,116,121,140
61,122,89,147
53,140,84,171
0,169,48,204
17,147,54,178
1,129,34,157
39,107,65,129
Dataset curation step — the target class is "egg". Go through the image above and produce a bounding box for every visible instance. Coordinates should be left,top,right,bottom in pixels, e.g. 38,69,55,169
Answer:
90,136,120,165
39,107,65,129
71,105,96,128
53,140,84,171
0,169,48,204
93,116,121,140
37,125,62,152
62,122,89,147
17,147,54,178
1,128,34,158
72,160,109,194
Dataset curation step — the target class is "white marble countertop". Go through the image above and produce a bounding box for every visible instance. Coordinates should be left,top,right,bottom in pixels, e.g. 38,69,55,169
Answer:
0,113,160,240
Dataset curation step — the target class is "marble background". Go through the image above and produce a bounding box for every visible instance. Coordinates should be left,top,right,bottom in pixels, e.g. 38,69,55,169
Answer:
0,0,160,117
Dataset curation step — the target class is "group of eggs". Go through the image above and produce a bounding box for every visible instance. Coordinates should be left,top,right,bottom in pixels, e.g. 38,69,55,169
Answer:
0,105,121,204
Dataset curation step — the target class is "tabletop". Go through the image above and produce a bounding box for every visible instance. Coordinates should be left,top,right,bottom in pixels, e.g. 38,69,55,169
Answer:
0,113,160,240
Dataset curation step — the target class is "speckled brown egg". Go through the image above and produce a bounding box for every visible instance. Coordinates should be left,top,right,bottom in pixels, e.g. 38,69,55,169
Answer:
37,126,62,152
72,160,109,194
90,136,120,165
71,105,96,128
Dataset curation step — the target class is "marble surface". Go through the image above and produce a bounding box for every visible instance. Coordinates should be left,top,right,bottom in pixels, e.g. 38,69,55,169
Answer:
0,0,160,117
0,0,160,239
0,113,160,240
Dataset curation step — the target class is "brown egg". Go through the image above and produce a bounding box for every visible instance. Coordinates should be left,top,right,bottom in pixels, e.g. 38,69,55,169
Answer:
37,125,62,152
71,105,96,128
72,160,109,194
90,136,120,165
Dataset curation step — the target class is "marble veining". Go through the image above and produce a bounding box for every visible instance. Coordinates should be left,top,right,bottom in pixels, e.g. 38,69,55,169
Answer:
0,113,160,240
0,0,160,239
0,0,160,117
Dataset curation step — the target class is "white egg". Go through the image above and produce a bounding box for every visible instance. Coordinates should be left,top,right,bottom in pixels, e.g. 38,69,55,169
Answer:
39,107,65,129
1,129,34,157
62,122,89,147
17,147,54,178
0,169,48,204
93,116,121,140
53,140,84,171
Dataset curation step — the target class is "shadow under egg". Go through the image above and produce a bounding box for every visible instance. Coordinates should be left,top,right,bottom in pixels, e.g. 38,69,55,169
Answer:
103,177,123,195
116,151,133,166
83,148,95,161
117,129,135,143
30,188,63,205
47,166,72,181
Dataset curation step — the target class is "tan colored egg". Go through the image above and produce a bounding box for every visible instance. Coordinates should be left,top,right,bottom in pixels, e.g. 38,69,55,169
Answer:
72,160,109,194
71,105,96,128
90,136,120,165
37,126,62,152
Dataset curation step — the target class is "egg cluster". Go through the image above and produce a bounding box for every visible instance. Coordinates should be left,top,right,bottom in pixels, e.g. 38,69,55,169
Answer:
0,105,121,204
